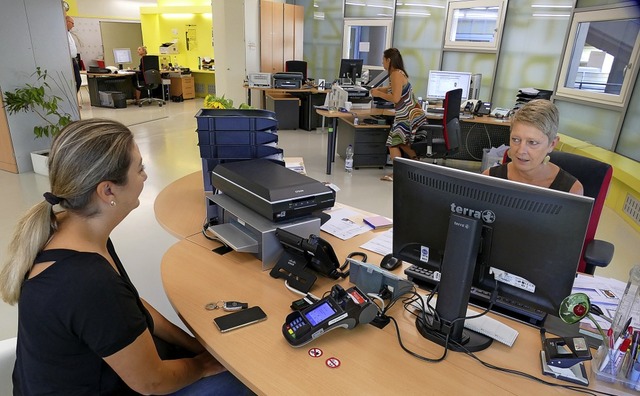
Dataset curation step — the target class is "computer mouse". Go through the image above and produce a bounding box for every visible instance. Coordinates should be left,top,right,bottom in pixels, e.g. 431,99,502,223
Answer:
380,254,402,271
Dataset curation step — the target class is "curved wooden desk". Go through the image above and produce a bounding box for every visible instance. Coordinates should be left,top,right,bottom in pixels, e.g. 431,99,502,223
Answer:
156,173,622,395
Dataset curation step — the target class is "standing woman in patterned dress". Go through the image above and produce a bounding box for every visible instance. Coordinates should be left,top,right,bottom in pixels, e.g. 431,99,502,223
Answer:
370,48,427,182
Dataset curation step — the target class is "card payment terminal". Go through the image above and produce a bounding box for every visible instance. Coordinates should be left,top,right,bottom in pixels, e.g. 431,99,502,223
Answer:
282,285,378,347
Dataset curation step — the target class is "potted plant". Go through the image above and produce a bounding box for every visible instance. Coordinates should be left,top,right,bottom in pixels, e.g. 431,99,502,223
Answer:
3,67,76,175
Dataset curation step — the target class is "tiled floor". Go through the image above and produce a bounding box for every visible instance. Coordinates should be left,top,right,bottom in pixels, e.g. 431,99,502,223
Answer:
0,96,638,340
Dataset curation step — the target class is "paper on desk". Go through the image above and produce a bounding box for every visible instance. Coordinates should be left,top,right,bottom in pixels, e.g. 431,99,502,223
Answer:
572,274,635,335
320,208,371,240
360,229,393,256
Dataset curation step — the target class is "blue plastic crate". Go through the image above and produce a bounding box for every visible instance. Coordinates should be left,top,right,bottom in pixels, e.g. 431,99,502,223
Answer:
197,130,278,146
195,109,278,131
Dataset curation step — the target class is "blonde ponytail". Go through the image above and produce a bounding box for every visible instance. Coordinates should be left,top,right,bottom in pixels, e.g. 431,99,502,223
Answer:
0,201,56,304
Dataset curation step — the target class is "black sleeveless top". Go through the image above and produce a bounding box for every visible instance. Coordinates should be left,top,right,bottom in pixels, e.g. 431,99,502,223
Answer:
488,163,577,193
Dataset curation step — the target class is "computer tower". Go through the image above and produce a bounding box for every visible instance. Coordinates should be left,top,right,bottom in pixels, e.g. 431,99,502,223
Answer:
469,74,482,100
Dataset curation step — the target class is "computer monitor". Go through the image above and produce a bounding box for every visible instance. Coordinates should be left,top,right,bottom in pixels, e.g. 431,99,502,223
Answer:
113,48,132,70
426,70,472,101
338,59,363,84
393,158,593,352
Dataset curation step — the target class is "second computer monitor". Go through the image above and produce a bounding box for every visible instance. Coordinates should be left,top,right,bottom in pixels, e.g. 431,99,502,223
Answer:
339,59,363,84
426,70,472,101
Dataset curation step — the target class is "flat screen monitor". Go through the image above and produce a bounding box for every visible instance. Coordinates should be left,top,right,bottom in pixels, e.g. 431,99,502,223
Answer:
426,70,472,101
113,48,132,69
338,59,363,84
393,158,593,351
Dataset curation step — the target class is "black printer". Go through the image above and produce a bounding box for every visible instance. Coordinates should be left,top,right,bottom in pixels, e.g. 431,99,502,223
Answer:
273,72,304,89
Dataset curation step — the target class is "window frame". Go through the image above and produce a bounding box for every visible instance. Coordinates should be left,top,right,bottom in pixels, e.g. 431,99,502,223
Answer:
443,0,508,53
555,7,640,107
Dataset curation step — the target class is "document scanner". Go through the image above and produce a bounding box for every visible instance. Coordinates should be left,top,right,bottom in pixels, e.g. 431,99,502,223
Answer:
211,159,335,222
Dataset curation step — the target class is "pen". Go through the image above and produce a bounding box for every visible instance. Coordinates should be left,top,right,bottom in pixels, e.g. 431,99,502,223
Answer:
617,317,633,339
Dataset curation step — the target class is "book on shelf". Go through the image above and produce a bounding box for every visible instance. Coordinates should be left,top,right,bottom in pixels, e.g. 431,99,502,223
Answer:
363,215,393,230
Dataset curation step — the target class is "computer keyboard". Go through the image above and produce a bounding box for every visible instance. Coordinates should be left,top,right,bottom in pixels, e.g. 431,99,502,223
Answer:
427,107,445,114
410,295,519,347
404,265,546,327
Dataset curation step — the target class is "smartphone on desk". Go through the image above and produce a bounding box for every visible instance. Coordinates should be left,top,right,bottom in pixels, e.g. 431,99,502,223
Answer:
214,306,267,333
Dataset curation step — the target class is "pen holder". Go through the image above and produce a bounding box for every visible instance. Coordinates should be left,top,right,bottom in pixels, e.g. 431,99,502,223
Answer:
592,345,640,391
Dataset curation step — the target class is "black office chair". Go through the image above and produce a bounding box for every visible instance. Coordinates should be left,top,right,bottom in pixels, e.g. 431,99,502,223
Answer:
500,150,614,274
285,60,307,81
547,151,614,274
411,88,463,160
137,69,164,107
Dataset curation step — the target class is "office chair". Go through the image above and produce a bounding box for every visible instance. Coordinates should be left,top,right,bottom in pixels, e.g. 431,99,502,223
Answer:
411,88,463,160
137,55,165,107
137,70,164,107
548,151,614,274
501,150,614,274
285,60,307,81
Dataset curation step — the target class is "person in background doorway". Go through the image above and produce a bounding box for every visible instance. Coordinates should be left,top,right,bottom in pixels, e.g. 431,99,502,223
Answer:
370,48,427,182
66,16,81,92
134,46,148,105
482,99,583,195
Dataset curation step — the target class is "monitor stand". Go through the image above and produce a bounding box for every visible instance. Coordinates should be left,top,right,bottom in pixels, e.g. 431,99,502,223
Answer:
415,213,493,352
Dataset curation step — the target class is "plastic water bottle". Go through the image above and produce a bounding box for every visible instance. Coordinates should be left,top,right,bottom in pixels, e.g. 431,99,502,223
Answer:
611,265,640,338
345,145,354,173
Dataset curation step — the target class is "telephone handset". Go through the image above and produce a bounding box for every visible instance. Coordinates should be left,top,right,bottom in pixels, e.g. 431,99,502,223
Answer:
475,101,491,116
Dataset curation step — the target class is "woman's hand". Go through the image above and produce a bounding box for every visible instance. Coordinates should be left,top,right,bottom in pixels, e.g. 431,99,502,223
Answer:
195,351,227,378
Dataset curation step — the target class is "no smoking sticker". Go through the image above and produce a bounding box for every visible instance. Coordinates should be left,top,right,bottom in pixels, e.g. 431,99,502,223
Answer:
325,357,341,368
308,348,323,358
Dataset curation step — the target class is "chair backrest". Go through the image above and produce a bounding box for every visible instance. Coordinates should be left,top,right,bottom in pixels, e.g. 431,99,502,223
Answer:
547,151,613,274
285,60,307,80
442,88,463,151
141,55,160,72
143,69,161,89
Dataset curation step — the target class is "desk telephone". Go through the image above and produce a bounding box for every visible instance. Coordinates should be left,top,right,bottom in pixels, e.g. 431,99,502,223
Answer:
270,228,347,293
462,100,492,116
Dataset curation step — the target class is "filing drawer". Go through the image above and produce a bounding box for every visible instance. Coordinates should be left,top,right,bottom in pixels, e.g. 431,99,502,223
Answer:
355,142,387,155
354,129,388,144
354,154,387,168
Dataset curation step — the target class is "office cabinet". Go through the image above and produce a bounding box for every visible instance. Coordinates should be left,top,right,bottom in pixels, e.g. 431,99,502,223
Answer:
336,119,389,169
260,1,303,74
170,76,195,100
0,92,18,173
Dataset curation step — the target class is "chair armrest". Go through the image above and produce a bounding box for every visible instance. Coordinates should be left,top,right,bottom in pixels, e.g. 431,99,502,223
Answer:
413,125,444,157
584,239,614,268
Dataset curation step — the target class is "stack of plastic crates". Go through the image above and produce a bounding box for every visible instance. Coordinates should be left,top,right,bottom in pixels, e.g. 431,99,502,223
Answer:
195,109,283,223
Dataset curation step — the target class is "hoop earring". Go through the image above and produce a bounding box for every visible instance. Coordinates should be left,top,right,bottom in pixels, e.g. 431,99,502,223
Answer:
110,201,116,207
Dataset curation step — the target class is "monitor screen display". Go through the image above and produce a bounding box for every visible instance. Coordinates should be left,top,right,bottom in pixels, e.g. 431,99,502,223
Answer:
113,48,133,65
426,70,472,101
338,59,363,84
393,158,593,318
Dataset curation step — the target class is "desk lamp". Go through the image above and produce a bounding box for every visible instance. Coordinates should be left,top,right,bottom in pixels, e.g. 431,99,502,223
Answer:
558,292,607,339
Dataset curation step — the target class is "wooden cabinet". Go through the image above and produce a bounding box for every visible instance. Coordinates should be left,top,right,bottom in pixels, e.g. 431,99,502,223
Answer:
260,0,304,74
170,76,195,100
336,119,389,169
0,92,18,173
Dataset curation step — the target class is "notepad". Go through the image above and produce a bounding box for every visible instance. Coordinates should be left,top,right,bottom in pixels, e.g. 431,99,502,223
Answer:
363,216,393,230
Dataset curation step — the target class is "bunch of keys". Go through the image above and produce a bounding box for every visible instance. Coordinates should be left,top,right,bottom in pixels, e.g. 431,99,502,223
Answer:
205,300,248,312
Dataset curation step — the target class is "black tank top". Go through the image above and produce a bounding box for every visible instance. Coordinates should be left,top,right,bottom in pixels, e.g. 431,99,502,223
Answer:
488,163,577,193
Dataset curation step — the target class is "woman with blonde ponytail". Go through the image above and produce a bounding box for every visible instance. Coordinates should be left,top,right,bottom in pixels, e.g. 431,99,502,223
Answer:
0,119,249,395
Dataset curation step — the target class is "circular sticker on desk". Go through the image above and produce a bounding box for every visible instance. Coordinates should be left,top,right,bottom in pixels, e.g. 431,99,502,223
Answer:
326,357,341,368
308,348,323,358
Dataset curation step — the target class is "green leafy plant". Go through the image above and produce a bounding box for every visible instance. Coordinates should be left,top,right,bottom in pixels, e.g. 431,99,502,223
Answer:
3,67,74,139
203,94,252,109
